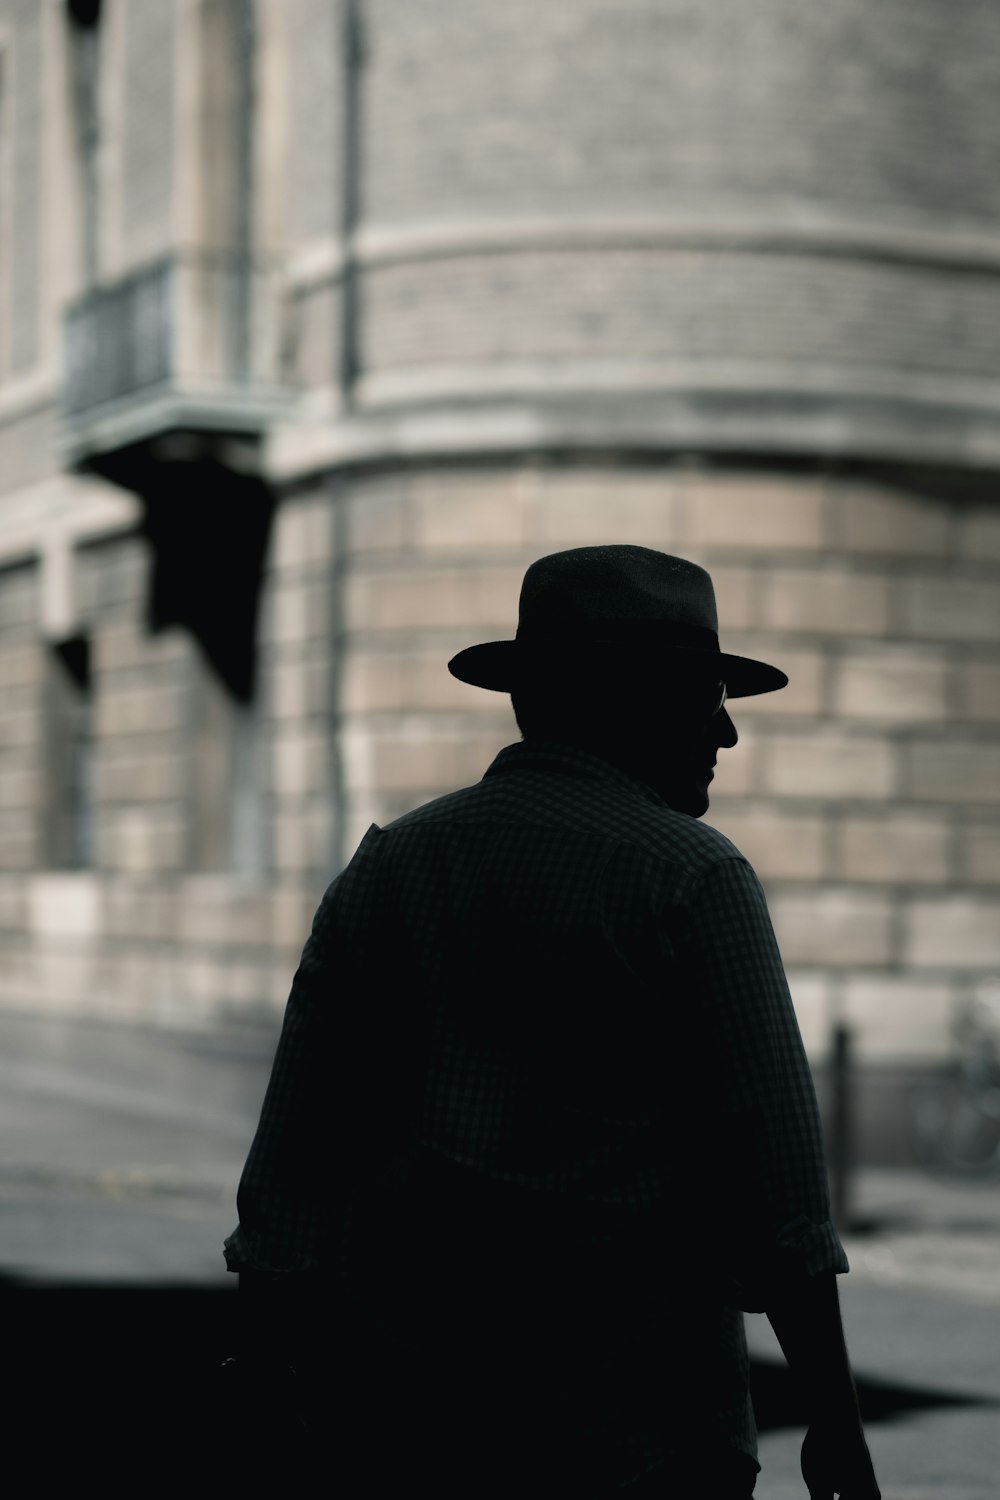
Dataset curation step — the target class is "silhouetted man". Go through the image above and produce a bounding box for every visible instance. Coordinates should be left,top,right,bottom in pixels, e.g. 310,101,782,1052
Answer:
224,546,881,1499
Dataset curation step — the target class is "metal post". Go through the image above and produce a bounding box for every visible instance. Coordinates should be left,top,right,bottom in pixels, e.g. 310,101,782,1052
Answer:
830,1022,853,1236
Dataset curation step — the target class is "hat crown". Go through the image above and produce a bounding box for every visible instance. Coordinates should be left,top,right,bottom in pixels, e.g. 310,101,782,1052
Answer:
446,543,787,698
517,546,719,637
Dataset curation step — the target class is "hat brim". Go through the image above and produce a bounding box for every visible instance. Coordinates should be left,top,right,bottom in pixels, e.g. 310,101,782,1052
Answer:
448,640,788,698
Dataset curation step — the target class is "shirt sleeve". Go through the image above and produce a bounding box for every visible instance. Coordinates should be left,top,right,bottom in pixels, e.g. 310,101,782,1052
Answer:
223,824,386,1277
680,854,849,1311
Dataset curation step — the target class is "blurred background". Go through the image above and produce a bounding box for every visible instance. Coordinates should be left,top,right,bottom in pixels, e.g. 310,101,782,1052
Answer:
1,0,999,1492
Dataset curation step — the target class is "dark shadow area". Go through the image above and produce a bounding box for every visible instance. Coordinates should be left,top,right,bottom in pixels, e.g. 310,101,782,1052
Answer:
4,1275,996,1490
749,1355,997,1433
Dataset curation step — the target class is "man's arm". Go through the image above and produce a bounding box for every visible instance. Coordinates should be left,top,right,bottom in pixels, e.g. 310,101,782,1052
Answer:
682,853,881,1498
766,1272,880,1499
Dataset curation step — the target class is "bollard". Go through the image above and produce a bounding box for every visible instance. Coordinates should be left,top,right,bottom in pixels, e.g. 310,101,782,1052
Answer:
830,1022,853,1236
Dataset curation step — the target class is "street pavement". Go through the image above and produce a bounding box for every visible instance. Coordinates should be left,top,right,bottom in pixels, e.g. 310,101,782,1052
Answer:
2,1010,998,1496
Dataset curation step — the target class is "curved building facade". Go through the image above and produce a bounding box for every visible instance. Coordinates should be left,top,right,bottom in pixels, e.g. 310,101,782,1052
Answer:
0,0,998,1159
299,0,1000,467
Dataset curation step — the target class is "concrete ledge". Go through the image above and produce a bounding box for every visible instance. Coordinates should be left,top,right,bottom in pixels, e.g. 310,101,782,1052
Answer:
265,386,1000,485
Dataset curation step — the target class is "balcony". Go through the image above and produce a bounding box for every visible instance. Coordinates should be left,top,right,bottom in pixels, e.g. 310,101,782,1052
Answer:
59,251,295,477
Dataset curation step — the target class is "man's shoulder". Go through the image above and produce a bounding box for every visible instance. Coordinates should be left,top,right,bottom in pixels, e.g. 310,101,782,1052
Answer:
633,802,748,883
375,759,748,885
379,781,488,833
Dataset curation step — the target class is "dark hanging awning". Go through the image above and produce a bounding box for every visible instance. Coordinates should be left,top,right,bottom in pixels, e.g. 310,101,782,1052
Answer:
139,457,274,704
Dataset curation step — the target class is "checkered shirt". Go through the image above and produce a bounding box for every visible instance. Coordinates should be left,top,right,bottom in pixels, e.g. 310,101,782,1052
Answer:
224,739,848,1483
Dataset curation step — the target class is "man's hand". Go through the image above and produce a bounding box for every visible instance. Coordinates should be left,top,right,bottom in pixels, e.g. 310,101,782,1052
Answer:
801,1418,881,1499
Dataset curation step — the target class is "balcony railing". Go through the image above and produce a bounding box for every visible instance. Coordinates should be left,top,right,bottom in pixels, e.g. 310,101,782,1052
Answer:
60,251,294,461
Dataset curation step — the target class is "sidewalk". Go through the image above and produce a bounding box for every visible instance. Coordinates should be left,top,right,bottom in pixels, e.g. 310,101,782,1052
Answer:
745,1171,1000,1499
3,1010,998,1495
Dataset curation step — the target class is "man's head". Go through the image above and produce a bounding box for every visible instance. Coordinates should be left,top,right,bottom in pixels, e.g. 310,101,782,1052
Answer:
510,648,738,816
448,544,785,816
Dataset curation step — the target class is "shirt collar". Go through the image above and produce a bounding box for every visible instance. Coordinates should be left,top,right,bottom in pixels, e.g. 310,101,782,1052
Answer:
482,739,673,810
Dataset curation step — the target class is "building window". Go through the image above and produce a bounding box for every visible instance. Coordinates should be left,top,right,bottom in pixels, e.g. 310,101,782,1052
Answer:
44,633,94,868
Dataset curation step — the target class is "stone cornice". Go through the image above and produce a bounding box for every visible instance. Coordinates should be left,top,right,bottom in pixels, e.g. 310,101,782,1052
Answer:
265,379,1000,484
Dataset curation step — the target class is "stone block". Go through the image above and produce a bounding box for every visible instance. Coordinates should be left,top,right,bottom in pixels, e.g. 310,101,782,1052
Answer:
835,813,952,884
677,474,826,552
177,880,230,944
832,647,950,722
95,693,133,739
410,473,527,551
963,822,1000,884
268,656,331,720
272,494,333,571
459,564,524,630
904,895,1000,968
271,885,317,950
785,971,832,1056
957,508,1000,561
342,650,485,714
273,730,330,797
0,766,38,809
0,873,28,929
904,740,1000,803
371,733,458,793
345,568,466,631
109,810,187,874
137,755,186,801
532,469,677,548
0,570,39,628
348,480,410,553
0,709,40,750
761,731,896,800
956,661,1000,723
269,662,308,720
771,888,894,967
452,727,515,787
842,977,953,1060
270,582,327,645
273,812,313,874
706,806,828,880
725,647,824,717
712,565,756,632
758,567,891,636
340,653,402,715
834,484,951,558
0,826,38,869
304,797,334,871
28,874,102,938
900,575,1000,641
0,645,44,688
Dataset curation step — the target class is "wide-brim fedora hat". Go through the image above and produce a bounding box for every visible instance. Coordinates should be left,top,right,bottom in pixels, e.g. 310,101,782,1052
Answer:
448,545,788,697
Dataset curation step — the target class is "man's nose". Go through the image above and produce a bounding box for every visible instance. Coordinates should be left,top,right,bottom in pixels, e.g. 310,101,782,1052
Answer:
715,706,738,749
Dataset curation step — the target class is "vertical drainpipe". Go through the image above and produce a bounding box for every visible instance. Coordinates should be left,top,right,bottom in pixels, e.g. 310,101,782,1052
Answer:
232,0,256,384
339,0,363,407
329,0,365,874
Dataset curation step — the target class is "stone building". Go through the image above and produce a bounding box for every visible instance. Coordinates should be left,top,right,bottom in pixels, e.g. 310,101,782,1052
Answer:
1,0,999,1150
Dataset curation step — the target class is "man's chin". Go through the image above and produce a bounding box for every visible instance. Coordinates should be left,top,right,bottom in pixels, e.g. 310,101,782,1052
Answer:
658,781,711,817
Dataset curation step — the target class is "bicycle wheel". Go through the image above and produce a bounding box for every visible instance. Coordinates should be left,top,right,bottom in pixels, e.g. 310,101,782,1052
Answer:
905,1078,1000,1177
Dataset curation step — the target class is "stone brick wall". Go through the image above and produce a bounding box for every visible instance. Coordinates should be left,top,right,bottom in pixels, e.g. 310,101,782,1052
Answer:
3,0,43,377
337,459,1000,1067
288,0,343,245
0,560,42,872
119,0,176,269
339,0,1000,466
0,496,339,1028
359,251,1000,399
364,0,1000,225
257,484,337,878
